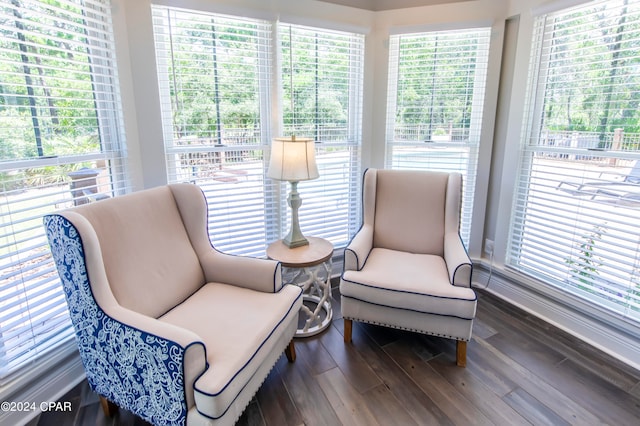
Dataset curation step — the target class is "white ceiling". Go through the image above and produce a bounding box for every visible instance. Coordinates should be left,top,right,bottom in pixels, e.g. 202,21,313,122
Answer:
316,0,471,12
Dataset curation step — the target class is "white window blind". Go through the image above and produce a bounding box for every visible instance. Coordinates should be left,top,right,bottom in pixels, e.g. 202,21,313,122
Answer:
279,24,363,248
153,6,273,257
154,6,364,256
386,28,491,244
0,0,128,382
510,0,640,325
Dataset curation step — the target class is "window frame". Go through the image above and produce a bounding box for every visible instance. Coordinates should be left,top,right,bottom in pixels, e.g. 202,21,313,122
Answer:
0,0,129,385
506,0,640,327
385,26,493,245
152,6,365,258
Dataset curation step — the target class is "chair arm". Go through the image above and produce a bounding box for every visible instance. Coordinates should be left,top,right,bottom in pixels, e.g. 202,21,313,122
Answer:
87,305,207,422
199,250,283,293
344,225,373,271
169,183,282,293
444,233,473,287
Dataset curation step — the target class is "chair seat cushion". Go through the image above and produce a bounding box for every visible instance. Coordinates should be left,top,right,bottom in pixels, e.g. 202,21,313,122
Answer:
159,282,301,419
341,248,476,319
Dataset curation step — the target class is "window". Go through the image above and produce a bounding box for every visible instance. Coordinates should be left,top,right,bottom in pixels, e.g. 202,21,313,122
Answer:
153,7,273,257
509,0,640,324
279,24,363,248
386,28,491,243
153,6,364,256
0,0,127,382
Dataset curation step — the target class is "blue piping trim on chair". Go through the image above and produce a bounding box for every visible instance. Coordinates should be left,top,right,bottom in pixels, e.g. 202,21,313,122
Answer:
343,167,374,273
44,214,193,426
459,233,471,257
341,277,478,303
450,233,473,287
343,247,368,272
193,329,288,421
193,285,302,407
452,261,473,287
340,294,476,321
191,184,282,294
273,262,282,293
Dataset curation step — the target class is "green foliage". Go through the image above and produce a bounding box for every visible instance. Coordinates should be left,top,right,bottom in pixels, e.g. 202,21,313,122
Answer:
281,27,353,135
540,2,640,136
393,30,483,132
43,134,100,156
0,0,102,167
565,223,607,290
0,110,38,159
0,134,98,191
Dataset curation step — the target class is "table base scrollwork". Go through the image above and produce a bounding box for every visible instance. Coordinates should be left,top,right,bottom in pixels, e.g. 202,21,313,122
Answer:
283,259,332,336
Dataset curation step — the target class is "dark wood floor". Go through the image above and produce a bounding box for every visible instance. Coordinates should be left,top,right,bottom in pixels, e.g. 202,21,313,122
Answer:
32,288,640,426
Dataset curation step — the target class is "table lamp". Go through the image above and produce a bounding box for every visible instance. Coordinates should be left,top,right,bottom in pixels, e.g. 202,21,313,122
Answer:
268,136,319,248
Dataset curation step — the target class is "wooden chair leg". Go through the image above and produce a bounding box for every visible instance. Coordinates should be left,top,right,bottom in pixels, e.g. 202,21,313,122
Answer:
285,339,296,362
99,396,118,417
344,318,352,343
456,340,467,367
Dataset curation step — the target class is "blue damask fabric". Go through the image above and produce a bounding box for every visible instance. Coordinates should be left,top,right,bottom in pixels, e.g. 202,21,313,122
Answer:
44,214,188,426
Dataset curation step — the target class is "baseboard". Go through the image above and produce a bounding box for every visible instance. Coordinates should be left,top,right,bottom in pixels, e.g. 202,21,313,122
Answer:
0,351,85,426
473,264,640,372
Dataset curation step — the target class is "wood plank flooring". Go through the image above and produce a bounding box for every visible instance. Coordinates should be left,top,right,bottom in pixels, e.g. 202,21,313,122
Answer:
32,288,640,426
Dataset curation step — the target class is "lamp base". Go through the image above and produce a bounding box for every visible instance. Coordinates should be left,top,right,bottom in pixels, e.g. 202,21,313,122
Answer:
283,181,309,248
282,234,309,248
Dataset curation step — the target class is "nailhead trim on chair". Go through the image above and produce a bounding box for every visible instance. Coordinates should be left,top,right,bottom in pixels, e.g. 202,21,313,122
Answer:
343,316,470,342
195,343,289,422
193,291,302,420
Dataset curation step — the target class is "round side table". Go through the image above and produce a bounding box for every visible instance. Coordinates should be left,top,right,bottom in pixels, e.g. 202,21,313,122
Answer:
267,237,333,337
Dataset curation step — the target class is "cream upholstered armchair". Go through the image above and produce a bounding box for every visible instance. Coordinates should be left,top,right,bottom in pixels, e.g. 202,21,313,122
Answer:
340,169,476,366
44,183,302,425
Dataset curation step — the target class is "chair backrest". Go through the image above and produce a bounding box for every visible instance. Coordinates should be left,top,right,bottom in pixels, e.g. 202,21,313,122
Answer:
58,184,206,318
365,169,462,256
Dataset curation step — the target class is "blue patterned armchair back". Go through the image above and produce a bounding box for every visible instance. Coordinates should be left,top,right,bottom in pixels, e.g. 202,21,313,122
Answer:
44,213,190,426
